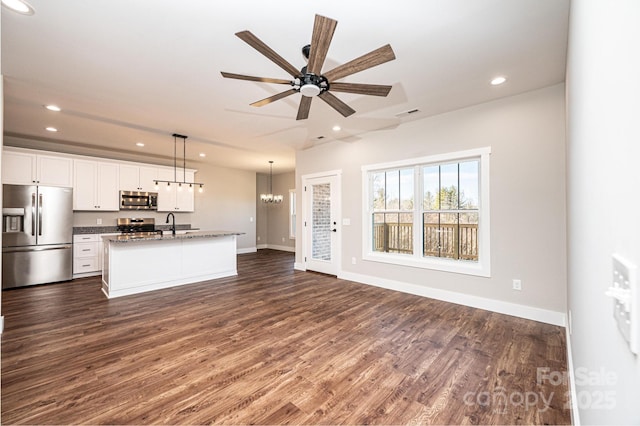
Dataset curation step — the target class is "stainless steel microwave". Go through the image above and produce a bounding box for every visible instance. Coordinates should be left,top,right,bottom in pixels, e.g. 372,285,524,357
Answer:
120,191,158,210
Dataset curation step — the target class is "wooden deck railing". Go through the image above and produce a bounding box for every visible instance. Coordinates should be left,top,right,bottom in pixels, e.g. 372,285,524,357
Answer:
373,222,478,261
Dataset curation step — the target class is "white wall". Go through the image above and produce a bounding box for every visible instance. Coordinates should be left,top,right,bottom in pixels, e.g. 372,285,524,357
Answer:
296,84,567,321
566,1,640,424
191,164,256,252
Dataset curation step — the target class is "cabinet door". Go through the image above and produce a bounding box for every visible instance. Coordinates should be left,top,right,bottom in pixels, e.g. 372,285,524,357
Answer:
73,160,98,210
138,166,158,192
96,163,119,210
2,151,36,184
37,155,73,187
119,164,140,191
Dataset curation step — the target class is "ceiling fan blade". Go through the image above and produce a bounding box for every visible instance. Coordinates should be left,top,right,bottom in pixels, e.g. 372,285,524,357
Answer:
323,44,396,82
251,89,298,107
329,82,392,97
235,31,301,78
318,91,356,117
220,72,292,85
307,15,338,75
296,96,313,120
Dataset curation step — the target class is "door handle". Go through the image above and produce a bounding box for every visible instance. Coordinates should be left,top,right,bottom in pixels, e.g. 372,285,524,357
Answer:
38,193,43,236
31,193,36,236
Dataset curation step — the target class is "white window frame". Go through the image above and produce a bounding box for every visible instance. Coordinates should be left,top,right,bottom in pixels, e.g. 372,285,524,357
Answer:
362,147,491,277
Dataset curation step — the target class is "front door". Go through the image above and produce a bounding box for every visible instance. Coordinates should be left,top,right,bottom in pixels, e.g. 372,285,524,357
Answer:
303,173,340,275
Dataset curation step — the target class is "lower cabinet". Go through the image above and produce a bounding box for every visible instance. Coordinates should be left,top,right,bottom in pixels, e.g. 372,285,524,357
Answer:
73,233,118,277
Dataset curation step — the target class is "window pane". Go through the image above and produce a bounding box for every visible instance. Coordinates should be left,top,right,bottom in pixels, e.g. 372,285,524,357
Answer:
400,168,414,210
385,171,399,210
372,172,385,211
423,213,440,257
440,163,458,210
423,165,439,210
372,212,413,254
312,183,331,261
438,213,458,259
459,161,479,209
459,212,479,261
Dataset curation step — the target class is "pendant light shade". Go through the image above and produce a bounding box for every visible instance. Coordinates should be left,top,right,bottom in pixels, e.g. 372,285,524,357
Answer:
260,161,283,204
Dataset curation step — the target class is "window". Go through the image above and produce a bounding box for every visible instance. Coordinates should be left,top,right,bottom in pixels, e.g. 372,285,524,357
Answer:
289,189,296,239
362,148,490,277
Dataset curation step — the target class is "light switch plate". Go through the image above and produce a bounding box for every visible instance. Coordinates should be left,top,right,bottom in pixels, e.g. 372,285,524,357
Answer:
609,254,639,354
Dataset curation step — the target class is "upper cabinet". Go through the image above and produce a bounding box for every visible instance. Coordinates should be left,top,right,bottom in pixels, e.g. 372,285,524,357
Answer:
156,169,195,212
2,148,198,213
119,164,158,192
2,150,73,187
73,160,120,211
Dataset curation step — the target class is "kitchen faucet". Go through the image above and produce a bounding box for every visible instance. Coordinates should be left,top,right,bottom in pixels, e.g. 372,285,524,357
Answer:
166,212,176,235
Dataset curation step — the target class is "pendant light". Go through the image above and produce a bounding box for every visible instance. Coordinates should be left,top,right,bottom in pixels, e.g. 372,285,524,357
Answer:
260,161,283,204
154,133,204,193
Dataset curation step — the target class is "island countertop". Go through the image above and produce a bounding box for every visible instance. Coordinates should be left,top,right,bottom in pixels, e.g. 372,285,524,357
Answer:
102,230,244,243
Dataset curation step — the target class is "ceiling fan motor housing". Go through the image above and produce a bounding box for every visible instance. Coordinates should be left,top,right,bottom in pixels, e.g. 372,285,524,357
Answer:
299,72,328,97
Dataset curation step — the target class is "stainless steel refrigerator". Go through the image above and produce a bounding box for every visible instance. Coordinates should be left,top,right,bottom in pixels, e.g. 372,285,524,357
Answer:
2,184,73,289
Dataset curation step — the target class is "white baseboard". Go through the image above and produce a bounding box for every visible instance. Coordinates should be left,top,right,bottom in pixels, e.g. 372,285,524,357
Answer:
265,244,295,253
237,247,257,254
294,262,306,271
339,271,565,326
257,244,295,253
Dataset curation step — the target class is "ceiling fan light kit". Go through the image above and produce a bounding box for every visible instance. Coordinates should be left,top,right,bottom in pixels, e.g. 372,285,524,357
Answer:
221,14,395,120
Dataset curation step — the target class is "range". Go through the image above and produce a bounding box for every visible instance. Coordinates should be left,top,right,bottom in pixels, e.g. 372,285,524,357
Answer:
117,218,162,237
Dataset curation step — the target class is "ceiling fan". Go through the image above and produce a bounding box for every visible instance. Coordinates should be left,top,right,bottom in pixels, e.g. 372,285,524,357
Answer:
221,14,396,120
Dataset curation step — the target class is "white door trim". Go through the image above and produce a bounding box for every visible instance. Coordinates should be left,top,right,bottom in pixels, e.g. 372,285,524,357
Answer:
301,170,342,276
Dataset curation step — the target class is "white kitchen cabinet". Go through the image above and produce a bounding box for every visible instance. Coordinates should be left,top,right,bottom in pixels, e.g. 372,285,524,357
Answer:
73,160,120,211
2,150,73,187
73,234,100,275
73,233,119,277
119,164,158,192
156,168,195,212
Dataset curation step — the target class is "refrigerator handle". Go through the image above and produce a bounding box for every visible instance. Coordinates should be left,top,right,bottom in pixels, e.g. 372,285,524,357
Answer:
31,192,36,236
38,193,43,236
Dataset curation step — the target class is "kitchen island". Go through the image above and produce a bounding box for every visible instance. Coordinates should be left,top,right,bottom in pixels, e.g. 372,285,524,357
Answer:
101,231,244,298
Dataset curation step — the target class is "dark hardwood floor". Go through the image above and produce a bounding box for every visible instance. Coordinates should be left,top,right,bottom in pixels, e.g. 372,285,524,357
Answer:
1,249,571,425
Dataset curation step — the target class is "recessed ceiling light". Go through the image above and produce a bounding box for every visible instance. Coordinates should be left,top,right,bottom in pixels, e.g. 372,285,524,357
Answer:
45,127,58,132
136,142,145,147
199,153,206,157
1,0,34,15
45,104,61,112
332,125,341,132
490,76,507,86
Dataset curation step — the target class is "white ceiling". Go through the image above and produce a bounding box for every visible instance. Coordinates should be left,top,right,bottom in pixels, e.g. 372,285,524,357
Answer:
1,0,569,174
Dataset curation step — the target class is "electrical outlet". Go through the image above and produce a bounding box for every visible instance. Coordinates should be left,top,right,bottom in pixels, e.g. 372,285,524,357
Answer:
257,236,261,241
96,218,102,225
351,257,356,265
512,279,522,291
282,237,285,243
606,254,638,354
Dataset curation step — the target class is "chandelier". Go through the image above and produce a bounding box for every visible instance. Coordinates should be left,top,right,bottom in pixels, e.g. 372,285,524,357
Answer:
260,161,283,204
154,133,204,193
